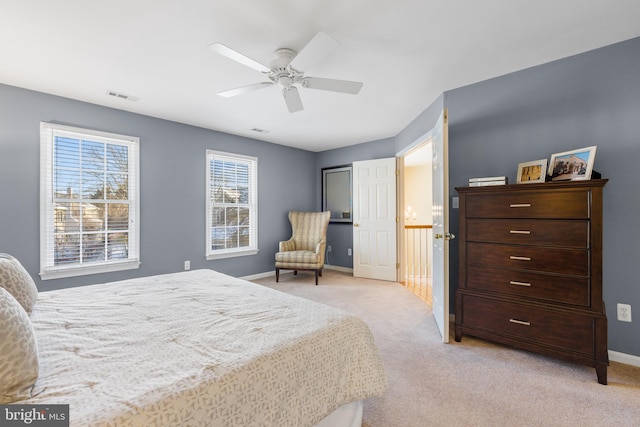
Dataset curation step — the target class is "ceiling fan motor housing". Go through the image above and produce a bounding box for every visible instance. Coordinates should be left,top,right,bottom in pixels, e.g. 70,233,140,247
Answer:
269,48,303,88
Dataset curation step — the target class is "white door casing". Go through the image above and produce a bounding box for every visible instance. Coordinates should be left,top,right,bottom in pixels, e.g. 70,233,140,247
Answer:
352,158,397,281
431,109,451,343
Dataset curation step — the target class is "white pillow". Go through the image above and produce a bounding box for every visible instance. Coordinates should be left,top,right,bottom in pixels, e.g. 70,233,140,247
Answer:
0,253,38,314
0,287,39,403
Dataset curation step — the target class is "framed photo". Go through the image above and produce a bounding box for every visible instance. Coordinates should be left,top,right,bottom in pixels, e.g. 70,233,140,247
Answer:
517,159,548,184
548,146,597,181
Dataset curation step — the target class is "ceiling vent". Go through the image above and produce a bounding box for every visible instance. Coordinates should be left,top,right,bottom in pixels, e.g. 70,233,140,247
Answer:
250,128,269,134
107,90,139,102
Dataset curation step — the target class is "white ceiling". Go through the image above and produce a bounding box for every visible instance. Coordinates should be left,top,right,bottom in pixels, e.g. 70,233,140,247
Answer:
2,1,639,152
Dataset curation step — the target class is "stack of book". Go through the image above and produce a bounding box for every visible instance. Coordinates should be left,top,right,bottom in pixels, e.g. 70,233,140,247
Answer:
468,176,508,187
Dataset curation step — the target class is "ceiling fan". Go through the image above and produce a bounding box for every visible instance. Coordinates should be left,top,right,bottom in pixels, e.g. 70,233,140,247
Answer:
209,32,363,113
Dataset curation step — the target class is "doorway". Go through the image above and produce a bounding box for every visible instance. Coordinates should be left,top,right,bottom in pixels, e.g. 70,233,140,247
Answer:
401,140,433,305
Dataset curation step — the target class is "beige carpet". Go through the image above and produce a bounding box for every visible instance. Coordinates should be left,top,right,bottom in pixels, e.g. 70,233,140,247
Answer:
253,270,640,427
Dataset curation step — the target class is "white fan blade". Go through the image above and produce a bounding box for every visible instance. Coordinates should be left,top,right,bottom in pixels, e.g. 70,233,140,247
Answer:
302,77,363,95
289,32,338,71
282,87,303,113
217,82,273,98
209,43,271,73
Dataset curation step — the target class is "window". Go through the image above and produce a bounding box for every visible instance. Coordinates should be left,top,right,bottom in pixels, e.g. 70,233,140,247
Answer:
206,150,258,259
40,122,140,279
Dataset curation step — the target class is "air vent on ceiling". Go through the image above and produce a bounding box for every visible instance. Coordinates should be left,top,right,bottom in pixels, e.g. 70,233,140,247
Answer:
250,128,269,134
107,90,140,102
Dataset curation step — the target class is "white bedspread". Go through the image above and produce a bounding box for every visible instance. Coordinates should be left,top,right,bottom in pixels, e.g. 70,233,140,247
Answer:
25,269,387,426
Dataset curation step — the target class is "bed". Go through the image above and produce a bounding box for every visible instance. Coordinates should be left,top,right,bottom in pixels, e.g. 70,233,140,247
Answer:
2,267,387,426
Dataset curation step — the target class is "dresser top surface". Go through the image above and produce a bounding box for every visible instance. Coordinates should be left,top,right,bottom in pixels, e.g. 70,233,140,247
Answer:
456,179,608,194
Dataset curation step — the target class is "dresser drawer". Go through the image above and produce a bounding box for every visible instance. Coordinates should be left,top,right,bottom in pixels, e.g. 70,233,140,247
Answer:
459,294,594,355
466,219,589,248
467,242,589,276
465,190,590,219
466,265,590,306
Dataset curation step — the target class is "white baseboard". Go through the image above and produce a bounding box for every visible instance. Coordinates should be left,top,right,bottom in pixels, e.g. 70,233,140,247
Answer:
240,271,280,281
324,264,353,274
608,350,640,368
242,266,353,281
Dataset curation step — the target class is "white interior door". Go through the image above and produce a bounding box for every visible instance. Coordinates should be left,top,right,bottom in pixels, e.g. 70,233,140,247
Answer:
352,158,397,281
432,109,451,343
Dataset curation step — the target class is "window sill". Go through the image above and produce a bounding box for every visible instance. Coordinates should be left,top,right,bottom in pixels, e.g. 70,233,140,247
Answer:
39,260,141,280
206,248,259,261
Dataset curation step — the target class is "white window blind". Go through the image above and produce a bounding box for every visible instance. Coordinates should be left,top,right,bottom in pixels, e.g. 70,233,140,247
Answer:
40,122,140,279
206,150,258,259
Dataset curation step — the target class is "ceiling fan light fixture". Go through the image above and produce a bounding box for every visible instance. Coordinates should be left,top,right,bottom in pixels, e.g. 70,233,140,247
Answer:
277,75,293,88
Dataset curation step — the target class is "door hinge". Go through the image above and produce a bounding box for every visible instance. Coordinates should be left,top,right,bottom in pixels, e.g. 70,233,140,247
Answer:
396,216,400,222
396,169,400,176
396,263,400,269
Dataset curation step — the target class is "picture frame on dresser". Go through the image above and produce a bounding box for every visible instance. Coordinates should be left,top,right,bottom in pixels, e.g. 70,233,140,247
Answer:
516,159,548,184
548,146,597,181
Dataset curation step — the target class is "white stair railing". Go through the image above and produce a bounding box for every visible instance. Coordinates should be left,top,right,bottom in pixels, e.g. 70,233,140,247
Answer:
404,225,432,303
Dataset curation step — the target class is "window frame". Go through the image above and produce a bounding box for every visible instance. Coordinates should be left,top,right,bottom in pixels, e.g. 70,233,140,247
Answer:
206,149,258,260
39,122,140,280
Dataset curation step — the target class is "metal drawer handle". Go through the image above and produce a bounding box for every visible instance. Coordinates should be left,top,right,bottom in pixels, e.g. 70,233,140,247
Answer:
509,319,531,326
510,203,531,208
510,280,532,287
509,230,531,234
510,256,531,261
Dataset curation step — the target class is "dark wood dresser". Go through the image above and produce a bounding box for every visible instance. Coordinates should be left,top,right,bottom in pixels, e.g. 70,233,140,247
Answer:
454,179,608,384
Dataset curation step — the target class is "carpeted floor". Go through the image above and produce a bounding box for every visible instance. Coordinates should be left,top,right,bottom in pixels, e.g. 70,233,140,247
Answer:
253,269,640,427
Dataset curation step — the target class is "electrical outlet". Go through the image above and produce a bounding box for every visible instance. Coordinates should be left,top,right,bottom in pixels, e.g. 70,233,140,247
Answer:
184,260,190,271
347,248,352,256
617,303,632,322
327,245,332,252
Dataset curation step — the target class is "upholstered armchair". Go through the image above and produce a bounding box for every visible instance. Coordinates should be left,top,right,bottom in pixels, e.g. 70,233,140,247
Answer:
275,211,331,285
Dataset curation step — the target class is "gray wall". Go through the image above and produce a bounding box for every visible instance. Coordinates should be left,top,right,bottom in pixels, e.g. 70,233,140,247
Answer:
394,93,444,154
445,37,640,357
0,84,316,291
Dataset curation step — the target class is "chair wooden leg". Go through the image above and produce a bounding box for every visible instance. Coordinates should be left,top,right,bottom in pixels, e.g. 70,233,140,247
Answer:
319,269,323,277
294,270,298,275
315,270,319,285
275,268,280,282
